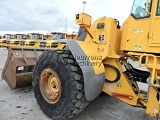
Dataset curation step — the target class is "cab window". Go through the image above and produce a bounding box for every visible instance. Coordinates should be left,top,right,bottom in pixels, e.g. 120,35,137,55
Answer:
157,0,160,15
131,0,151,19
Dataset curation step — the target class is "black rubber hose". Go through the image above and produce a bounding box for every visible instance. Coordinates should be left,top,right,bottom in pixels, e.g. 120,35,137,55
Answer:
104,64,121,83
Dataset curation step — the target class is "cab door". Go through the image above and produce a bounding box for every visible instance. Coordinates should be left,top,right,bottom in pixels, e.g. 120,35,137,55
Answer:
149,0,160,45
121,0,152,52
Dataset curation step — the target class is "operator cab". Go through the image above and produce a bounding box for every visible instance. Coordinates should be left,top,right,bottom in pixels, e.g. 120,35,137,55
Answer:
29,33,43,39
51,32,66,40
16,34,28,39
5,34,16,39
121,0,160,53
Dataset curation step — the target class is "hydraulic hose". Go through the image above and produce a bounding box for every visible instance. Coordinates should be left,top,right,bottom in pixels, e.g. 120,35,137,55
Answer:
104,64,121,83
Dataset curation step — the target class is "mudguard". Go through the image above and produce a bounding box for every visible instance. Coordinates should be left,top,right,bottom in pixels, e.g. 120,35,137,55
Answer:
59,39,105,101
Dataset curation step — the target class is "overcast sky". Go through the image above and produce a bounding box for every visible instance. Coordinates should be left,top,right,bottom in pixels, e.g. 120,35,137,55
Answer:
0,0,134,35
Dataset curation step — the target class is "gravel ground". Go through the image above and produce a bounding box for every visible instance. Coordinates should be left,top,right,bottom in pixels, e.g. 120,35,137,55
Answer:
0,48,155,120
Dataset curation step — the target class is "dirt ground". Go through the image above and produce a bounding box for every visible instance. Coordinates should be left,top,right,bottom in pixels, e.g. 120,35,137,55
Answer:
0,48,155,120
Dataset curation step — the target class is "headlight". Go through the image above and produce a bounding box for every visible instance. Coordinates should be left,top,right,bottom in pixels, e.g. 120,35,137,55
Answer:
40,41,46,47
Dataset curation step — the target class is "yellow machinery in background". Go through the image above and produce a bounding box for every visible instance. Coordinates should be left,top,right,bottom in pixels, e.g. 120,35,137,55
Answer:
66,33,77,39
18,33,43,48
0,34,17,47
0,39,8,47
0,34,28,47
2,0,160,120
0,32,78,48
0,33,44,48
3,34,20,47
43,32,77,40
39,32,77,48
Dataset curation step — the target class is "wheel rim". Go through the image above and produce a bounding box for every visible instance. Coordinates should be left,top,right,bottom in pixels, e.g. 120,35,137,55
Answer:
40,68,61,104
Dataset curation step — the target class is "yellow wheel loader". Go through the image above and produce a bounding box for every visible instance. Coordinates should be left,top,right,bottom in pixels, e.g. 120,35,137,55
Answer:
7,39,21,47
19,33,43,48
2,0,160,119
39,32,70,49
0,34,17,47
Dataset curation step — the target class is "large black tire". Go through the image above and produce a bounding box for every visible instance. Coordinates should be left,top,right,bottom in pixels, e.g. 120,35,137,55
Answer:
32,50,88,120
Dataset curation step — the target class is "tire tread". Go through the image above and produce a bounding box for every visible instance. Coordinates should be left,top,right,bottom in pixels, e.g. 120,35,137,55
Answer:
32,50,88,120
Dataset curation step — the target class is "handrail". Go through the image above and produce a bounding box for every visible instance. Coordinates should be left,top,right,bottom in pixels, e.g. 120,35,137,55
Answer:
146,0,151,15
139,54,160,88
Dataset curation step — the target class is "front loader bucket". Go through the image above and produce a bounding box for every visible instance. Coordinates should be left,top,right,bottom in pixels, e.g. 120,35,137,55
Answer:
1,47,46,89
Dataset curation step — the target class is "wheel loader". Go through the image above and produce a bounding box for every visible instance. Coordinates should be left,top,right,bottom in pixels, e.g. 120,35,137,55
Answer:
7,34,24,47
40,32,71,48
1,0,160,119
